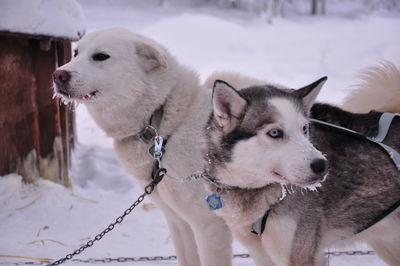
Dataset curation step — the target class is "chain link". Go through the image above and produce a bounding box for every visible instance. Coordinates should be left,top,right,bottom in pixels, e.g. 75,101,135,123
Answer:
41,173,165,266
1,251,376,265
326,250,375,256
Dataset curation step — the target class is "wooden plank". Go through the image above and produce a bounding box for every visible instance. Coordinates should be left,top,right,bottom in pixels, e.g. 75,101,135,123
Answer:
0,35,75,186
31,39,61,157
57,41,74,187
0,36,41,181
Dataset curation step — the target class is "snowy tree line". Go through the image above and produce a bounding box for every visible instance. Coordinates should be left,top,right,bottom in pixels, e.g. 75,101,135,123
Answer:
80,0,399,19
202,0,399,15
151,0,400,16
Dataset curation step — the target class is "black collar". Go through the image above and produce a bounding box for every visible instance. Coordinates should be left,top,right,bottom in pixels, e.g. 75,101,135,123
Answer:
138,105,165,144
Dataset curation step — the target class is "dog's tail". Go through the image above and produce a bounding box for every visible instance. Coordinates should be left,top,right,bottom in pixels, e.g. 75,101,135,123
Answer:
342,61,400,113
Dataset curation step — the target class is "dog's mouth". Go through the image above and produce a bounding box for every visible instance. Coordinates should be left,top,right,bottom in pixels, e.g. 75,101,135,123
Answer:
272,171,324,189
55,88,99,102
77,90,99,100
272,171,288,183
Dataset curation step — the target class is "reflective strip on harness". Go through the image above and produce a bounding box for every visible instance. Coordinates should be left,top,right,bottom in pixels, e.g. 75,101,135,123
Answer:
371,113,400,170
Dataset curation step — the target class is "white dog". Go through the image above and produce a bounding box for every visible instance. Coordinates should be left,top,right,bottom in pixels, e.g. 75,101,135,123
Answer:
53,28,233,266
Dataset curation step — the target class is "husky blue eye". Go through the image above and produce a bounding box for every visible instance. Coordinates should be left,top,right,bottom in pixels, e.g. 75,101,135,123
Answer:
267,129,283,139
92,53,110,61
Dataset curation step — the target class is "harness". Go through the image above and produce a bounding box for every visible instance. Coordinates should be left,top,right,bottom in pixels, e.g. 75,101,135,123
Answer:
251,112,400,236
311,112,400,171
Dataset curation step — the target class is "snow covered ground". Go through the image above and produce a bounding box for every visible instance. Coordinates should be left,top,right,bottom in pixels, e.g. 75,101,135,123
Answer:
1,1,400,265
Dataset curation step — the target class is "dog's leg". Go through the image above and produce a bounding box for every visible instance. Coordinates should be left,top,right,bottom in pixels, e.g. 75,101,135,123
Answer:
190,216,233,266
362,215,400,266
288,217,325,266
233,227,276,266
288,220,322,266
162,206,202,266
262,215,297,266
263,215,324,266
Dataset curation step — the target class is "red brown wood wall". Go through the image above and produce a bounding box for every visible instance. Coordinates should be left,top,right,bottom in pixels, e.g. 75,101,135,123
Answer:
0,34,74,186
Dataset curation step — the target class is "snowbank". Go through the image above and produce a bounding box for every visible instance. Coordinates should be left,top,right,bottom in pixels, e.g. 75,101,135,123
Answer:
0,0,86,40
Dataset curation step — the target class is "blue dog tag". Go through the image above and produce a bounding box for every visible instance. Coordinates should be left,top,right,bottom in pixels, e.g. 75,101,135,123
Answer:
206,194,222,210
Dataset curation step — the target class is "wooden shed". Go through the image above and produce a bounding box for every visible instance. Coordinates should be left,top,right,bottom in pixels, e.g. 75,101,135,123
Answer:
0,0,86,186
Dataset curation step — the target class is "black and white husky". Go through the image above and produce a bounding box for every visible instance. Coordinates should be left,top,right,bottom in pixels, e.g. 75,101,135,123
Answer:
203,68,400,266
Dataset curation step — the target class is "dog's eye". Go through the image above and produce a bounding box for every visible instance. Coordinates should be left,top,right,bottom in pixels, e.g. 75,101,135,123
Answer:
92,53,110,61
73,49,78,57
267,129,284,139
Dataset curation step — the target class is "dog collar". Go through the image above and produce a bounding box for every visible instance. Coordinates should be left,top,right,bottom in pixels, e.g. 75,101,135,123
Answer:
139,105,165,144
121,104,166,145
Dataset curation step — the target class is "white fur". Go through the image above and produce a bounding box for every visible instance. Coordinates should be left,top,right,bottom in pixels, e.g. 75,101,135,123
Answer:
342,61,400,113
55,28,232,266
263,215,298,266
204,71,281,90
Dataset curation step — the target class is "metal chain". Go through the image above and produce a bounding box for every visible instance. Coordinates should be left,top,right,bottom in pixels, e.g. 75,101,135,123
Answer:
326,250,375,256
1,250,376,265
43,169,166,266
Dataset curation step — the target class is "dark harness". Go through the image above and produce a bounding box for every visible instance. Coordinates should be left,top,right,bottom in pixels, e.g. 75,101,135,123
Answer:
252,112,400,236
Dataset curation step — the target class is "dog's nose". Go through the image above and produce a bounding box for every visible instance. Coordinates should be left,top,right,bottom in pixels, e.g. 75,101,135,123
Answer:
310,159,329,175
53,69,71,84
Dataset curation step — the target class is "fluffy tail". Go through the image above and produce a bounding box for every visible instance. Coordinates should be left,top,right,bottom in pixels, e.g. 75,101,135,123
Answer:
342,62,400,113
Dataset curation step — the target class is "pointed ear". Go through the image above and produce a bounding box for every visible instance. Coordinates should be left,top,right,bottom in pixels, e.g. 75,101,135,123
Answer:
292,76,327,111
135,41,167,72
212,80,247,132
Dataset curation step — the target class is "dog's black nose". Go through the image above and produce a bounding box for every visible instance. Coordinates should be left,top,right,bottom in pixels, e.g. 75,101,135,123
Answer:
310,159,329,175
53,69,71,85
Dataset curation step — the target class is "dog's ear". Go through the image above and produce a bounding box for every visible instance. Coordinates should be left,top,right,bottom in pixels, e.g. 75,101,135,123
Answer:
292,76,327,111
135,41,167,72
212,80,247,132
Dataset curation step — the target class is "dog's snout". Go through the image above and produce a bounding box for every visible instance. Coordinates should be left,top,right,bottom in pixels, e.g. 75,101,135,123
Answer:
53,69,71,85
310,159,329,175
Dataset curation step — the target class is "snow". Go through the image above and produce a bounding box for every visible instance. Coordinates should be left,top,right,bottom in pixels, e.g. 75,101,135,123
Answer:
0,0,85,40
1,1,399,265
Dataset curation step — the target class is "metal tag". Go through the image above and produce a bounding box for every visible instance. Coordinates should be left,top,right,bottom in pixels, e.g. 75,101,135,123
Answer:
148,145,165,157
206,194,222,210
